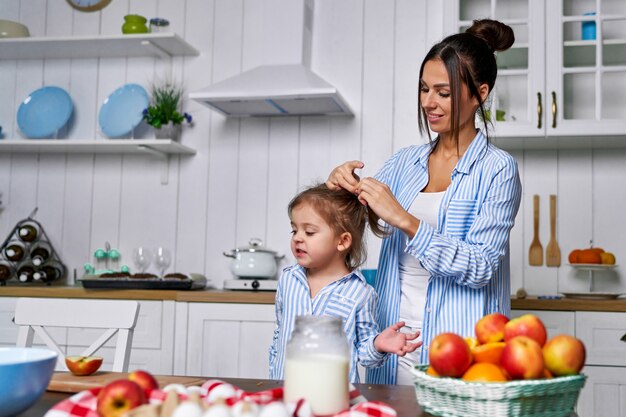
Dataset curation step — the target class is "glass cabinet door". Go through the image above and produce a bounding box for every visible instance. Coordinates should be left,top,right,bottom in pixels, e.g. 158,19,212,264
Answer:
546,0,626,135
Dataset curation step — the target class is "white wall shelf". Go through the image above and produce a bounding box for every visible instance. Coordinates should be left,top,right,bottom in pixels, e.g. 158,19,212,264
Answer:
0,139,196,184
0,33,199,60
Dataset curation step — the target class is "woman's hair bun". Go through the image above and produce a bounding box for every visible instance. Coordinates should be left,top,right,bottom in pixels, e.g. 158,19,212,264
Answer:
466,19,515,52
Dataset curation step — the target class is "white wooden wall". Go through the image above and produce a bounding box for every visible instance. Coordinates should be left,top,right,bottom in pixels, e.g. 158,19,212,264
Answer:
0,0,624,297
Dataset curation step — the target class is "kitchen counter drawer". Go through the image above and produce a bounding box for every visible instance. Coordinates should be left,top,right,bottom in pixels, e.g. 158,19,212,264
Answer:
511,297,626,312
576,312,626,367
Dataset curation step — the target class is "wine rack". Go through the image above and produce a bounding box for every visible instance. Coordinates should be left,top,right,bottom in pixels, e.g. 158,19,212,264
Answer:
0,211,66,286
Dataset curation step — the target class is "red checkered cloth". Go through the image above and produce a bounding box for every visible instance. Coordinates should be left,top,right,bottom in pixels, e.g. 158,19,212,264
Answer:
44,380,397,417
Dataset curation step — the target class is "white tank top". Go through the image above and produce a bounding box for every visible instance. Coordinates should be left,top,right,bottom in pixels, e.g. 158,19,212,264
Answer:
399,191,445,329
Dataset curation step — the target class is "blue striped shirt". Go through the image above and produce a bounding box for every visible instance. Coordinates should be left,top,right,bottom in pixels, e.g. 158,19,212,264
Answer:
366,131,522,384
268,264,387,383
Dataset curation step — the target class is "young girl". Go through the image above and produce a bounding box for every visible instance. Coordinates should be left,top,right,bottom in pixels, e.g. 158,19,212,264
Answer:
268,183,420,383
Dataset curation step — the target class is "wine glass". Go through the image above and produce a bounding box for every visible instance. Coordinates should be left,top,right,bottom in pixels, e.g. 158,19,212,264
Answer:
132,247,153,274
154,247,171,278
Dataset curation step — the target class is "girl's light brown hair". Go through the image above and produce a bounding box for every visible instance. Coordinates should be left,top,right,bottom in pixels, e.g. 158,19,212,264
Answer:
288,183,387,271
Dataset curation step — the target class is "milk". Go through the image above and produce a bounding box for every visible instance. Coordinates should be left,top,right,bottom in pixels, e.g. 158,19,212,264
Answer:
284,353,349,416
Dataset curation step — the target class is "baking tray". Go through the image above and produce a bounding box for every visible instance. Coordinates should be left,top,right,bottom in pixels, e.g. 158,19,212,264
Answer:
79,276,206,290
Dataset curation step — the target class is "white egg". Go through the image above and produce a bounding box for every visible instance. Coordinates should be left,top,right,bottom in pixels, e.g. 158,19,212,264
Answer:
172,401,204,417
163,383,189,395
202,403,232,417
258,402,290,417
231,399,258,417
206,383,237,403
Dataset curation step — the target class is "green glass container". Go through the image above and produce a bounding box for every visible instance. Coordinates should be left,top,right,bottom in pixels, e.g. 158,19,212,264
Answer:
122,14,149,34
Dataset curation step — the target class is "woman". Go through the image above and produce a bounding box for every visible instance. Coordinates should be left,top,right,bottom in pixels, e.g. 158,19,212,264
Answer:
326,19,522,385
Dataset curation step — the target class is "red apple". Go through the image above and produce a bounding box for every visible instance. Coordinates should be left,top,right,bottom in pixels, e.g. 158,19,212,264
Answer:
500,335,545,380
97,379,147,417
475,313,510,344
543,334,586,376
428,332,473,378
128,369,159,391
504,314,547,346
65,355,103,376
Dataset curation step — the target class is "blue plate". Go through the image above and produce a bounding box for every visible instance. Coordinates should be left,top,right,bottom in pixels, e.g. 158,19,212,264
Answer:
99,83,149,138
17,86,73,138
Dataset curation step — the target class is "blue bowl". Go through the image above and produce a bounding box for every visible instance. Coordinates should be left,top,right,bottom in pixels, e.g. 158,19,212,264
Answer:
0,347,58,417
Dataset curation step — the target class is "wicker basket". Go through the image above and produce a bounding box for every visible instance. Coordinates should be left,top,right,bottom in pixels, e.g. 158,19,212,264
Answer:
412,365,586,417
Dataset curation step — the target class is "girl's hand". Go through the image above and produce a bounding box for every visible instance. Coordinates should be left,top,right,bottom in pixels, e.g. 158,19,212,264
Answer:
356,177,420,237
374,321,422,356
326,160,364,193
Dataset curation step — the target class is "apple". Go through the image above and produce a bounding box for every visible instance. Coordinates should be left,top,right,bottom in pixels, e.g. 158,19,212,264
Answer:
97,379,147,417
428,332,473,378
543,334,586,376
65,355,103,376
504,314,548,346
475,312,509,344
128,369,159,391
500,335,545,380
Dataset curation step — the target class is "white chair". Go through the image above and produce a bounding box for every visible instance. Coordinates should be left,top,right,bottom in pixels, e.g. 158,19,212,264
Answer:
14,297,140,372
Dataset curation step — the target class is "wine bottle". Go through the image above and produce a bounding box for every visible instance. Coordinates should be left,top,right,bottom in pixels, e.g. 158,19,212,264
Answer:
0,261,14,282
33,261,65,283
17,221,40,242
17,263,35,282
4,241,25,262
30,242,52,267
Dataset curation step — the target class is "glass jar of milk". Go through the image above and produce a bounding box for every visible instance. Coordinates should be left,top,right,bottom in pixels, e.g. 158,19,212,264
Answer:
284,315,350,416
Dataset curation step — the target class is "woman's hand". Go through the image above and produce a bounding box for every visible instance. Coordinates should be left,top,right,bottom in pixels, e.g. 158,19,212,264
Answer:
374,321,421,356
356,177,420,237
326,160,364,193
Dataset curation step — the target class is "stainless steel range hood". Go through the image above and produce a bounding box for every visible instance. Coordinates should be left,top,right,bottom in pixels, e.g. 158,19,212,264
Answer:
189,0,353,117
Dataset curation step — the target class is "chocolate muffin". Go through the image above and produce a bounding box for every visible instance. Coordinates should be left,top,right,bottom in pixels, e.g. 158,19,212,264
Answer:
99,272,131,278
163,273,188,280
131,273,158,279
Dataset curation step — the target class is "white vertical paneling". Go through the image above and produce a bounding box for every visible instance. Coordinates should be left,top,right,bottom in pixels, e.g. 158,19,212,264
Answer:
175,0,214,276
522,150,558,295
204,0,244,287
592,149,625,293
0,0,624,299
393,0,428,153
558,150,593,293
266,119,301,269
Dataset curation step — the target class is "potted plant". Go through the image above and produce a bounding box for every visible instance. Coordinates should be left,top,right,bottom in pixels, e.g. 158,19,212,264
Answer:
142,77,192,141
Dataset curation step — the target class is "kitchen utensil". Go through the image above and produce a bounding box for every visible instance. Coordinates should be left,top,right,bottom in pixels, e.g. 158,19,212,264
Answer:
98,83,148,138
0,347,57,417
47,371,206,393
546,194,561,267
154,247,171,277
0,19,30,38
132,247,152,273
528,194,543,266
223,278,278,291
17,86,73,138
223,238,284,279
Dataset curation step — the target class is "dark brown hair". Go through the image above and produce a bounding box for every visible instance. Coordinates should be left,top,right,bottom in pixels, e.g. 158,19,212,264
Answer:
418,19,515,146
288,183,387,271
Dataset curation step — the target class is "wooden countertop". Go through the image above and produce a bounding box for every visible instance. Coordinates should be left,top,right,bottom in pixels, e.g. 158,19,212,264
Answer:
2,286,626,311
512,296,626,312
0,286,276,304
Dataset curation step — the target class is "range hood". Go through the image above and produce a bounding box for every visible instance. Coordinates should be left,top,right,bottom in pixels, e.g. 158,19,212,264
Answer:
189,0,353,117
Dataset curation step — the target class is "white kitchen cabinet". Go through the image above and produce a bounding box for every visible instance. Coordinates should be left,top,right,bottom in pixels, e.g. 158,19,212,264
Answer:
180,303,276,379
445,0,626,139
513,309,626,416
0,297,176,374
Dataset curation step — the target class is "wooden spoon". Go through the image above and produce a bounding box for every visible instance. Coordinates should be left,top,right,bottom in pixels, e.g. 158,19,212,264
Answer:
546,194,561,267
529,194,543,266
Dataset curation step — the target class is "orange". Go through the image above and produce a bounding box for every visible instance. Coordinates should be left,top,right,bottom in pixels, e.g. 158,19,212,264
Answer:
568,249,581,264
588,247,605,255
600,252,616,265
471,342,506,364
426,366,439,377
577,249,602,264
542,368,554,379
464,337,480,350
462,363,509,382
